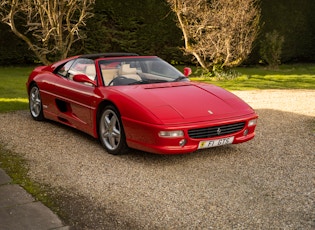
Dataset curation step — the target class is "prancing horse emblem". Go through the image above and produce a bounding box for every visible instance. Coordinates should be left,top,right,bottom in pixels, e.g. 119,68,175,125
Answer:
217,128,221,135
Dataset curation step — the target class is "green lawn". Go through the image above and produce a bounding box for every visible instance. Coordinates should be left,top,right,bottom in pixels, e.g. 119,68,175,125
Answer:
0,64,315,112
0,67,32,112
189,64,315,90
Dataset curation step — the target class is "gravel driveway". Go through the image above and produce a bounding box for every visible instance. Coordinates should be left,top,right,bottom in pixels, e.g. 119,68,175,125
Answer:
0,90,314,229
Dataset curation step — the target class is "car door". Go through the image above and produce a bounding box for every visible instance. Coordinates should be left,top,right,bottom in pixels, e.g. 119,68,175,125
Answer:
46,58,99,135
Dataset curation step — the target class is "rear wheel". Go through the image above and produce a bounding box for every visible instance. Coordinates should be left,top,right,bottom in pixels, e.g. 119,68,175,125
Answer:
98,105,128,155
29,84,44,121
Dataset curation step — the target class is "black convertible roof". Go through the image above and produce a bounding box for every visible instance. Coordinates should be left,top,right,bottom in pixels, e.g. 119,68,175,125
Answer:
78,53,139,59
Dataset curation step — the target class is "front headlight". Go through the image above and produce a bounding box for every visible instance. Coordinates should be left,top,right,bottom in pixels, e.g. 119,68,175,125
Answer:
248,118,258,127
158,130,184,138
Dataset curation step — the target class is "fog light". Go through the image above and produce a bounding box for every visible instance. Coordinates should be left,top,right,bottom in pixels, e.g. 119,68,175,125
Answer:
159,130,184,138
243,129,249,136
179,139,187,147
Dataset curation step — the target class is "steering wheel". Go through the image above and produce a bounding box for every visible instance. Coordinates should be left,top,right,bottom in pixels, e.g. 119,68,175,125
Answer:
108,76,128,86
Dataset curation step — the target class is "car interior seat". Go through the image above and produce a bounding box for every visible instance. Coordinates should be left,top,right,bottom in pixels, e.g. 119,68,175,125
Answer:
118,64,141,81
85,65,96,80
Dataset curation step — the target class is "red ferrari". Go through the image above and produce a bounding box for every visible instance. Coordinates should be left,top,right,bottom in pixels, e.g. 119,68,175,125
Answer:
26,53,258,155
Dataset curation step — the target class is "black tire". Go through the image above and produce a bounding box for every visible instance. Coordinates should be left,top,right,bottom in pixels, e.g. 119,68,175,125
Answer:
98,105,128,155
29,84,45,121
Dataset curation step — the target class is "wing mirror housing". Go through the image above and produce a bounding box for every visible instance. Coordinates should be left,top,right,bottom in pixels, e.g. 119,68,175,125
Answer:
73,74,96,86
183,67,192,77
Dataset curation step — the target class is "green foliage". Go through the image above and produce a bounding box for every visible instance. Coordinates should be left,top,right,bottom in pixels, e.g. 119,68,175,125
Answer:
83,0,184,63
0,23,35,65
212,69,241,81
1,0,315,65
257,0,315,63
190,67,240,80
260,30,284,68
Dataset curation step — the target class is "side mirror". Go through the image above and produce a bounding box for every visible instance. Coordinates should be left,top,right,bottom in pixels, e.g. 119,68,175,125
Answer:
183,67,192,77
73,74,96,86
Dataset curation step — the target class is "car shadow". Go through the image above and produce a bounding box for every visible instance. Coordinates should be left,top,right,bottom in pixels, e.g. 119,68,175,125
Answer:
23,108,314,167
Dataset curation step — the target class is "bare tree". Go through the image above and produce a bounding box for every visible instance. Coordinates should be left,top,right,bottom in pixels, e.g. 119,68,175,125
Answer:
0,0,95,65
166,0,260,72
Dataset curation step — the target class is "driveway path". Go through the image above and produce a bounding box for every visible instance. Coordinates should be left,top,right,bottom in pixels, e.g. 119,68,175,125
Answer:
0,90,314,229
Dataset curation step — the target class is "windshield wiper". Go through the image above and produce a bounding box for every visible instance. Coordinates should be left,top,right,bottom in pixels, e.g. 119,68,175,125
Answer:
128,79,169,85
128,80,147,85
173,76,189,82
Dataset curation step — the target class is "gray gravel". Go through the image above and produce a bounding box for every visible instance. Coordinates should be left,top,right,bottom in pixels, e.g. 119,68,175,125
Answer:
0,90,314,229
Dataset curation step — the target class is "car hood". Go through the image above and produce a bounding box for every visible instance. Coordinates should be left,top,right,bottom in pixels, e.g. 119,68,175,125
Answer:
116,82,255,124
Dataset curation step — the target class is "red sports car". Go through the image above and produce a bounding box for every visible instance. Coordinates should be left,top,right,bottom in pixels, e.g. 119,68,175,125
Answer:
26,53,258,155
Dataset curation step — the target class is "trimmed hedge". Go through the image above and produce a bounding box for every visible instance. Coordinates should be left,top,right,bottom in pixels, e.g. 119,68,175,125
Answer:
1,0,314,66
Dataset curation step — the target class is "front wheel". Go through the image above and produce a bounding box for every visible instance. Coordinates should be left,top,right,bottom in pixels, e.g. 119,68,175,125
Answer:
98,105,128,155
29,84,44,121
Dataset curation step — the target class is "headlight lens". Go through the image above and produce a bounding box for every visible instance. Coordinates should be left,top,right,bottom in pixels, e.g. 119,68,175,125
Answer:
248,118,258,127
159,130,184,138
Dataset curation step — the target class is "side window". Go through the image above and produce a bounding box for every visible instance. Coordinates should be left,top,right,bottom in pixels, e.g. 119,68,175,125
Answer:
68,58,96,81
57,60,75,77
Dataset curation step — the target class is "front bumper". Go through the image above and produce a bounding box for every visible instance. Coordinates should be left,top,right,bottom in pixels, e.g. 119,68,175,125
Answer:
123,114,258,154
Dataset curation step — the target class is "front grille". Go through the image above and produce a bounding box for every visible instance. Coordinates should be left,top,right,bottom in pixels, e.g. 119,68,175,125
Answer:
188,122,245,139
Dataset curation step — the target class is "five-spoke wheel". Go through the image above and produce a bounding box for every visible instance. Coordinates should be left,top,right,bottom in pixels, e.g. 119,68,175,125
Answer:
98,105,128,155
29,85,44,121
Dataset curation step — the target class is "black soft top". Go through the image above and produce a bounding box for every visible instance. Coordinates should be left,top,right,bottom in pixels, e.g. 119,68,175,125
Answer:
78,53,139,60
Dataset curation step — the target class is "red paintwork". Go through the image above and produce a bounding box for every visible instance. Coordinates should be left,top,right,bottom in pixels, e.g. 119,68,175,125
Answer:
26,55,258,154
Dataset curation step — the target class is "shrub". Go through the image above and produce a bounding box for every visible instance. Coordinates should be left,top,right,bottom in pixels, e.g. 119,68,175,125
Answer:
260,30,284,68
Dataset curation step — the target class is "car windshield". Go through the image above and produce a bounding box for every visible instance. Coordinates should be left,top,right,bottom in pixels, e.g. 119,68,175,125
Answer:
98,57,188,86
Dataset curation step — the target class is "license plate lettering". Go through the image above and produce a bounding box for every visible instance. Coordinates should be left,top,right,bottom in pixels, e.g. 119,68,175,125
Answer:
198,136,234,149
218,138,229,145
207,141,214,147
